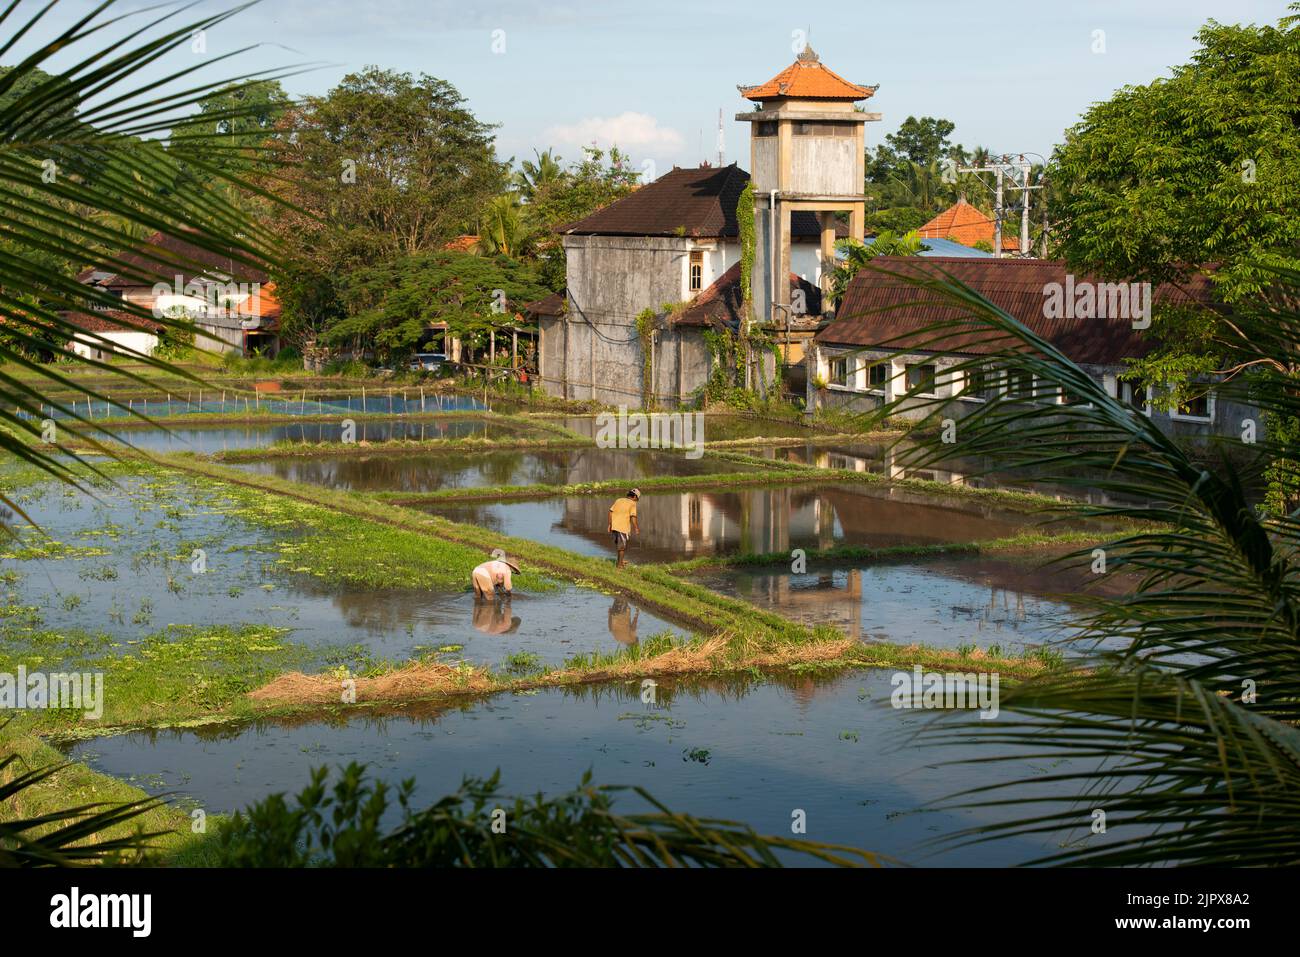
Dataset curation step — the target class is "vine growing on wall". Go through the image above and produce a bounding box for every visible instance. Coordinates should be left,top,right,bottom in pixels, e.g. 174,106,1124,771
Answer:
737,180,756,309
635,307,656,409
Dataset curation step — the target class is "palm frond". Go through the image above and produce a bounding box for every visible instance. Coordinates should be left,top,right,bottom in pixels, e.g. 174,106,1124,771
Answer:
0,0,306,514
846,259,1300,864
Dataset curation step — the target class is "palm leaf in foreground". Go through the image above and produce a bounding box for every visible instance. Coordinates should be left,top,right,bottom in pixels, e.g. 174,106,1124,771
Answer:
0,747,165,866
844,259,1300,864
0,0,306,514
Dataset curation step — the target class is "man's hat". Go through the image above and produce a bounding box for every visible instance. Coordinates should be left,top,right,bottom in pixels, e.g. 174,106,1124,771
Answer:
629,488,641,499
496,555,521,573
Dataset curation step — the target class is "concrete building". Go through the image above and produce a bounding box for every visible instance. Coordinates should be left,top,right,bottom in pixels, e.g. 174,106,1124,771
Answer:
533,46,878,408
808,256,1246,441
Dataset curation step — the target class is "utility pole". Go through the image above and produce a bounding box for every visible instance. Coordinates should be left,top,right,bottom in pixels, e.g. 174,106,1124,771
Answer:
993,165,1004,256
955,155,1042,258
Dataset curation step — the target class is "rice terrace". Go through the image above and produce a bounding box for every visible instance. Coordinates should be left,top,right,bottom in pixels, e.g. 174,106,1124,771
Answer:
1,0,1294,938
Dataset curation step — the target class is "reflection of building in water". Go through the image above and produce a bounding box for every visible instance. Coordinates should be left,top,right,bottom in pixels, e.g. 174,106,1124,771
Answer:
745,570,863,641
559,483,1030,560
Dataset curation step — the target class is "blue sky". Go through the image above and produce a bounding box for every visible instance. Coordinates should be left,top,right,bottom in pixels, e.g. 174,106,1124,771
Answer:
23,0,1300,175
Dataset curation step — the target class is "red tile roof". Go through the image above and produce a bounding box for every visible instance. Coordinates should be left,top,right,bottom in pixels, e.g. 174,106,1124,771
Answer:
62,310,166,335
562,164,831,239
91,229,270,288
818,257,1216,366
673,262,822,328
917,199,1019,252
739,46,876,102
443,234,480,253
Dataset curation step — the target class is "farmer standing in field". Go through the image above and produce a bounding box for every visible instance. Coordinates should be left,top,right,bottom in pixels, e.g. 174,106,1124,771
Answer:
471,555,519,599
608,488,640,569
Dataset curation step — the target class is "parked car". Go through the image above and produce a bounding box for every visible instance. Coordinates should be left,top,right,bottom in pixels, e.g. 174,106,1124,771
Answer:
410,352,447,372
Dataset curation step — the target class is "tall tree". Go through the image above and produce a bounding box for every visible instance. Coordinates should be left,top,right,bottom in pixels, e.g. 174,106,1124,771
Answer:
264,68,507,349
1049,8,1300,407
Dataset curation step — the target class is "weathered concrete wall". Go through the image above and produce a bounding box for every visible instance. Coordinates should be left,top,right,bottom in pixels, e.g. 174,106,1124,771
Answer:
538,236,692,406
791,135,859,195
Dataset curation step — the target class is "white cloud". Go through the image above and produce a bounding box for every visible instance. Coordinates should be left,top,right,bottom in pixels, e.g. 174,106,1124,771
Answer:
543,111,685,157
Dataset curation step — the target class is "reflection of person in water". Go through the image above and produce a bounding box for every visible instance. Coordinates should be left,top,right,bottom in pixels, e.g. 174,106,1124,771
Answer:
607,596,639,646
472,597,521,635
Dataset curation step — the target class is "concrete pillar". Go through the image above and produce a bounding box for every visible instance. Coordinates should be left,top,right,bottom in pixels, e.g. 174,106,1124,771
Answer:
818,211,837,309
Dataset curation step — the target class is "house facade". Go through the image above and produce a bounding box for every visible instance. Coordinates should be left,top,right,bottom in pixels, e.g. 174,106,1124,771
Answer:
533,163,833,405
67,230,280,358
808,256,1246,440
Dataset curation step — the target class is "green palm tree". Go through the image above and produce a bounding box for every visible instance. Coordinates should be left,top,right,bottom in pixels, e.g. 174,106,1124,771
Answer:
0,0,303,508
828,232,929,309
477,193,532,258
512,147,562,202
859,260,1300,865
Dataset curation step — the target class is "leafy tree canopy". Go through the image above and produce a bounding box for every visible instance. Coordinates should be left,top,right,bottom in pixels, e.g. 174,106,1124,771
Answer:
325,251,551,363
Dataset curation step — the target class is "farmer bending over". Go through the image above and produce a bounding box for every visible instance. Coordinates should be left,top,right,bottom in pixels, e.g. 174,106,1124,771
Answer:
608,488,640,569
471,556,519,599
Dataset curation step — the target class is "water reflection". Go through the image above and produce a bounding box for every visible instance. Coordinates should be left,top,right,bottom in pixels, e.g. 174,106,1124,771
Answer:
118,418,524,454
237,447,739,494
607,596,639,646
472,597,521,635
696,557,1084,653
62,670,1083,865
431,483,1038,564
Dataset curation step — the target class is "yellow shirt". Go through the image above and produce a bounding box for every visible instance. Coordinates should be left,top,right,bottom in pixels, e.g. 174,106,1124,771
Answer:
609,497,638,534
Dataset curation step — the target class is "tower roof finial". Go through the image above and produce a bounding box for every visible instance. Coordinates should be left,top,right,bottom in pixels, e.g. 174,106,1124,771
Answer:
797,43,819,63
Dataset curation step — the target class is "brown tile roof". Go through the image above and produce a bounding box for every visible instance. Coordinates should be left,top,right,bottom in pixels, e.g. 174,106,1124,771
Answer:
817,257,1217,365
562,164,831,239
93,229,270,288
739,46,876,102
917,199,1019,252
525,291,566,317
61,310,166,335
673,262,822,328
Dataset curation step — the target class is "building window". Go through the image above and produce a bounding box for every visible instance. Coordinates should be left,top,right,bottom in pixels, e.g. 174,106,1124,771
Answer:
1007,369,1035,400
905,362,937,395
867,361,888,390
792,121,856,137
1121,380,1150,415
1172,390,1215,423
689,251,703,292
968,364,997,400
828,355,850,388
756,121,777,137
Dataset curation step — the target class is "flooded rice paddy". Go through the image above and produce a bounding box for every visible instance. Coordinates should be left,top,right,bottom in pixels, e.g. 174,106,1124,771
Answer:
695,557,1091,655
425,482,1043,563
0,472,683,670
1,405,1119,864
61,671,1085,865
232,446,746,493
116,418,534,454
